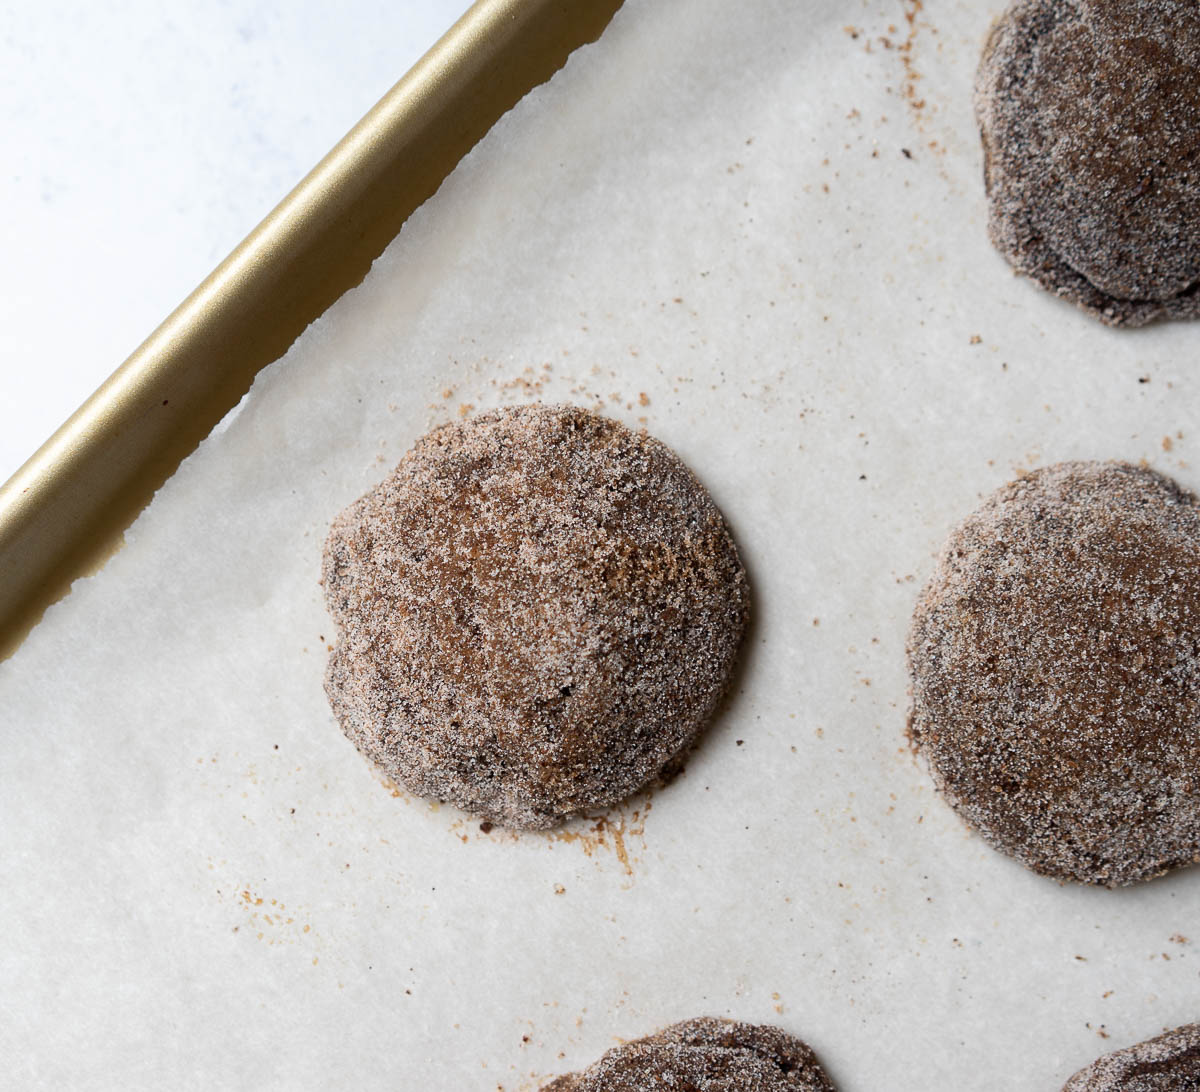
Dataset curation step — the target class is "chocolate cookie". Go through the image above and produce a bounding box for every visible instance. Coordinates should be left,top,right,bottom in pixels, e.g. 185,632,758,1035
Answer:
908,462,1200,886
323,404,748,830
976,0,1200,326
1063,1023,1200,1090
541,1017,836,1091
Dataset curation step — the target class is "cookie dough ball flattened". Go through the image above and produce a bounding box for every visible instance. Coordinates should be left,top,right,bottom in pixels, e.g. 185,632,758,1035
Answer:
908,462,1200,886
542,1017,837,1092
1063,1023,1200,1091
976,0,1200,326
323,404,749,831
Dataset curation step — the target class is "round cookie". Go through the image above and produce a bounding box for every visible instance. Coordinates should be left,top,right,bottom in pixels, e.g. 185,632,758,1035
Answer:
541,1017,837,1092
323,403,748,830
908,462,1200,886
1063,1023,1200,1091
976,0,1200,326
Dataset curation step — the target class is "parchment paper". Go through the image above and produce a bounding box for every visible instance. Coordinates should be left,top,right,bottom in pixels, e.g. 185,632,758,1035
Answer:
4,1,1200,1088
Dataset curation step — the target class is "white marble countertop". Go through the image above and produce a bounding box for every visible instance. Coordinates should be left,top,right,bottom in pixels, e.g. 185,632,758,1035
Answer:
0,0,468,483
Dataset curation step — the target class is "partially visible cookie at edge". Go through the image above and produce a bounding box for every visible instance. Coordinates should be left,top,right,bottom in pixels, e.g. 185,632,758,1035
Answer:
322,403,749,831
976,0,1200,326
541,1017,837,1091
1063,1023,1200,1090
908,461,1200,886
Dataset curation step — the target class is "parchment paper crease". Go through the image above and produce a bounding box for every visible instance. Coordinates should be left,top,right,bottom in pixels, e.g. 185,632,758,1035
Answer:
4,1,1200,1088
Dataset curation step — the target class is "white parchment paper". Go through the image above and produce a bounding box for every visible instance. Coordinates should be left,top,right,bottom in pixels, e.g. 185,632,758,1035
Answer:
4,1,1200,1088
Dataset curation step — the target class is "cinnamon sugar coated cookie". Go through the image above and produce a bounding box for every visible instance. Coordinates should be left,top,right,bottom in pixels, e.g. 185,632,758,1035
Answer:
1063,1023,1200,1090
322,404,748,830
541,1017,837,1091
908,462,1200,886
976,0,1200,326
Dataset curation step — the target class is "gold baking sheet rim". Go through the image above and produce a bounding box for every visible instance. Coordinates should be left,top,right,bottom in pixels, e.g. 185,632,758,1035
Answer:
0,0,624,662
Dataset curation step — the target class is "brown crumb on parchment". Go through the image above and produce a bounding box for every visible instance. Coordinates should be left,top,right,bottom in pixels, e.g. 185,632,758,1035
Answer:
541,1017,836,1091
323,404,748,831
908,461,1200,886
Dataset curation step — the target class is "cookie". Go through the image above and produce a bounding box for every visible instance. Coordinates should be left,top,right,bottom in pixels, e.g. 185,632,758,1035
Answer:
542,1017,836,1091
976,0,1200,326
1063,1023,1200,1090
908,462,1200,885
323,403,748,830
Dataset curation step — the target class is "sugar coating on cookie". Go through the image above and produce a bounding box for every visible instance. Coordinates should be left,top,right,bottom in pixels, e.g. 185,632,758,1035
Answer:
541,1017,837,1091
976,0,1200,326
1063,1023,1200,1091
323,404,748,830
908,462,1200,886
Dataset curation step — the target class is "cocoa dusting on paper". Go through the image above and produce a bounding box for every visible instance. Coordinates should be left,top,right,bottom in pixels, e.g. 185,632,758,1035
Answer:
546,802,652,879
449,797,654,881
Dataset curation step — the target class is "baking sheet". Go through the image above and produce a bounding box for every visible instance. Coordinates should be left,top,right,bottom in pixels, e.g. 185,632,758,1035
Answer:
4,0,1200,1088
